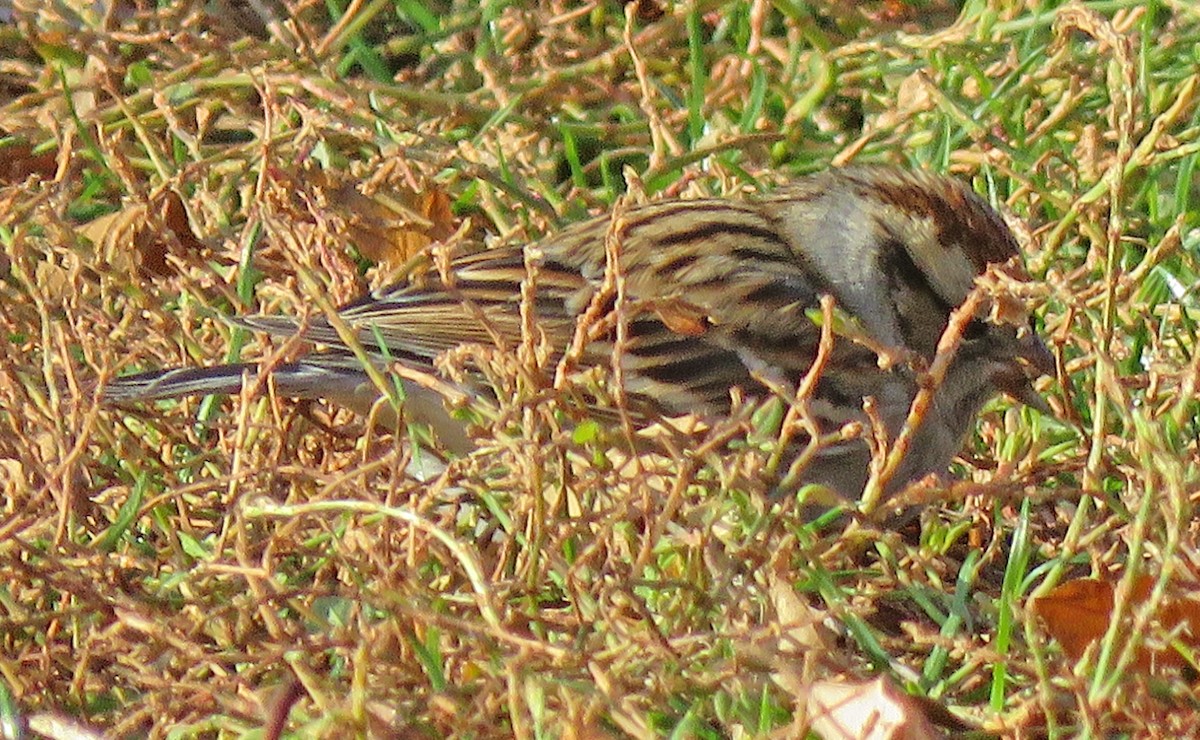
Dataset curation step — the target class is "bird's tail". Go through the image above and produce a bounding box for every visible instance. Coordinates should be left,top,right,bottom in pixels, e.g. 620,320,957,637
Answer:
100,360,368,403
100,358,477,455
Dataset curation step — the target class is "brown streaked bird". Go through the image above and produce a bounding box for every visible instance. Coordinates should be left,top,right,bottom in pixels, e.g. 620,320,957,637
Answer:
102,166,1055,501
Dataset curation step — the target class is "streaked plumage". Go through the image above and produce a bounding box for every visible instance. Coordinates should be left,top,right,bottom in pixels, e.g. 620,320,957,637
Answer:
103,166,1054,500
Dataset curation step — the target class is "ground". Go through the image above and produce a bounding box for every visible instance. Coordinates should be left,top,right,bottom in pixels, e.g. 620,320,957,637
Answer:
2,1,1199,737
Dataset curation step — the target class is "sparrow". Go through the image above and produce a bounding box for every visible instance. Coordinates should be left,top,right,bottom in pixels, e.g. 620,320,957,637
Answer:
102,166,1055,501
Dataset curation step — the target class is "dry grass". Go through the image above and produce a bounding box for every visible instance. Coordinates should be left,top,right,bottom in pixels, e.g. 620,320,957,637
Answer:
2,0,1200,737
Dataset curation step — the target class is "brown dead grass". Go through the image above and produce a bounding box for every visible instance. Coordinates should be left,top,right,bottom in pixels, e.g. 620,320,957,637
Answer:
3,1,1200,737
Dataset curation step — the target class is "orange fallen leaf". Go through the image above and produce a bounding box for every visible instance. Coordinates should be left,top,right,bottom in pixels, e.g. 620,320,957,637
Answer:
330,181,456,268
1032,575,1200,672
1031,578,1116,663
265,163,459,271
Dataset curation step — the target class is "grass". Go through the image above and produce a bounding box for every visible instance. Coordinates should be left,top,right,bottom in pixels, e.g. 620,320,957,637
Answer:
2,0,1200,737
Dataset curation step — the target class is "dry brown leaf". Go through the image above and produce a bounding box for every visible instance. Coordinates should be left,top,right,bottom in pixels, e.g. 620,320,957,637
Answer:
807,676,942,740
264,164,457,270
80,191,206,277
154,190,207,272
769,570,835,654
332,181,456,268
1032,576,1200,672
1031,578,1114,663
0,141,57,183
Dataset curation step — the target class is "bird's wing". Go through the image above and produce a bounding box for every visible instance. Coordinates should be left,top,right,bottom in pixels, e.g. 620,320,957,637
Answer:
235,199,888,418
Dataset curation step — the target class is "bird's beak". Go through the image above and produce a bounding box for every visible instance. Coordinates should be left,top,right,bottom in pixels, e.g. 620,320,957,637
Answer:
993,331,1055,415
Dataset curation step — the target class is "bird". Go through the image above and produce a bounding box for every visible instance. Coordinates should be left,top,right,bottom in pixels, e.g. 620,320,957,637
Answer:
101,166,1055,502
